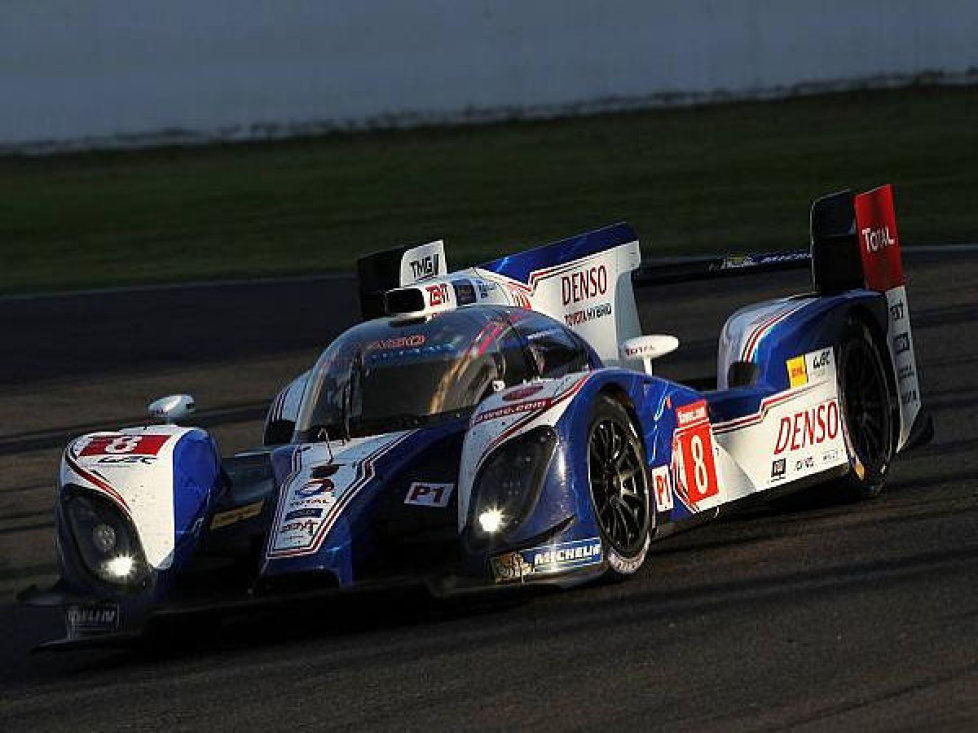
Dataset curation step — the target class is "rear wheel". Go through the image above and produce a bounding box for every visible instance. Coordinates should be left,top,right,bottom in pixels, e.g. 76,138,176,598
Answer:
837,319,896,499
586,396,651,578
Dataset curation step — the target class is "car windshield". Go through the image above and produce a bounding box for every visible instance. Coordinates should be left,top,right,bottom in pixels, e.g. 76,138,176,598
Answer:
294,308,527,440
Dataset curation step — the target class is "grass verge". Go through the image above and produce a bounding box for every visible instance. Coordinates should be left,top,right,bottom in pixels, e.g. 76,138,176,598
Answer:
1,85,976,294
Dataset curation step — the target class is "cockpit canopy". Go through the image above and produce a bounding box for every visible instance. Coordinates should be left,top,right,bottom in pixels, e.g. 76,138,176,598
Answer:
294,307,594,441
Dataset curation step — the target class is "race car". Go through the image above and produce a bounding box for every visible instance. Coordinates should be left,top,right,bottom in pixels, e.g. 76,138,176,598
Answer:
20,184,932,647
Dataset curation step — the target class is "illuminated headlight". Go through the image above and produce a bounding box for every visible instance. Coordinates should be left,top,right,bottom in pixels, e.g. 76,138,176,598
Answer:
471,427,557,537
104,554,135,579
478,508,506,534
65,490,150,587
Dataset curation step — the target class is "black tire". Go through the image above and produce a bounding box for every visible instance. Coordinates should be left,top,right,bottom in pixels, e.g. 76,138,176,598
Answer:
586,395,651,579
837,318,896,499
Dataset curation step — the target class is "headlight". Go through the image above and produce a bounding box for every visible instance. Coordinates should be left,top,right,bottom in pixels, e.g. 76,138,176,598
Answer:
471,427,557,537
64,490,151,587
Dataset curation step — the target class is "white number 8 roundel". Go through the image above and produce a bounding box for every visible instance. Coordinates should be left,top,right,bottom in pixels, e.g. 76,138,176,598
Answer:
104,436,142,454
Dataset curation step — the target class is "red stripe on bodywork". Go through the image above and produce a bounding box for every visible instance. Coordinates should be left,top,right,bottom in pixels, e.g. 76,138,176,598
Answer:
64,454,132,516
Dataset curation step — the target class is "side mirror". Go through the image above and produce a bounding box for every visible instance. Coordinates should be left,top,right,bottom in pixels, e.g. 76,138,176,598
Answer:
148,394,196,424
620,335,680,375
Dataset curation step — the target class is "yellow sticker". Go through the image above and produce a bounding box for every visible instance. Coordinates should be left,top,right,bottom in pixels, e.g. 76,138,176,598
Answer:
786,356,808,388
210,500,264,530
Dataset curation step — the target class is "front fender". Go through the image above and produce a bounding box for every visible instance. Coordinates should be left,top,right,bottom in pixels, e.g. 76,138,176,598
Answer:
459,369,706,573
57,425,223,585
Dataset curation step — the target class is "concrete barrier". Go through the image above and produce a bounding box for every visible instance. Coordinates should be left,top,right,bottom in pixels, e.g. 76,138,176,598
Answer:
3,0,976,150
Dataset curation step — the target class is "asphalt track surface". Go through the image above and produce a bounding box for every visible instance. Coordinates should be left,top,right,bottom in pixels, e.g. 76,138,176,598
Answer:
1,251,977,731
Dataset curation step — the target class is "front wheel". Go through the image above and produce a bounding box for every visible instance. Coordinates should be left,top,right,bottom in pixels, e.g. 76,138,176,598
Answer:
586,396,651,579
837,319,896,499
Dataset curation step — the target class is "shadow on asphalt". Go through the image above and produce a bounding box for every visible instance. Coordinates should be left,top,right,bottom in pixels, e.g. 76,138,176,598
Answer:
5,449,973,678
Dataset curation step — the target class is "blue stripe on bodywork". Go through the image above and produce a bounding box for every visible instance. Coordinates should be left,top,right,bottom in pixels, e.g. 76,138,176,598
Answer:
170,429,222,564
479,222,637,284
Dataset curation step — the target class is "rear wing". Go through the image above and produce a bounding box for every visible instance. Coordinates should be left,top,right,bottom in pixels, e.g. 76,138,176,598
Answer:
632,184,907,299
634,183,922,449
633,250,811,286
813,184,922,449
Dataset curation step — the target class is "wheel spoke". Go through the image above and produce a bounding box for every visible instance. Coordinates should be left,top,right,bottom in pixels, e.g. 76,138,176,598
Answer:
619,467,641,483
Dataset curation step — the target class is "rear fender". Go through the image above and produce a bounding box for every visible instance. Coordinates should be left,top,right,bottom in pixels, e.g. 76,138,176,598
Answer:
719,291,888,393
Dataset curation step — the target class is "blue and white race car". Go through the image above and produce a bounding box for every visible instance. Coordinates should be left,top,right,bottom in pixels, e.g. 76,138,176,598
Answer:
21,184,932,647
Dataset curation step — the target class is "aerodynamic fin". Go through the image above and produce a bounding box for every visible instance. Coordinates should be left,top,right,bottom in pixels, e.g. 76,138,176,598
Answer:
475,222,643,366
357,240,448,319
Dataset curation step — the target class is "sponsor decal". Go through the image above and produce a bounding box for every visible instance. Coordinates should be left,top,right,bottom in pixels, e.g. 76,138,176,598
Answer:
773,399,840,455
368,334,426,350
809,348,832,375
474,398,551,425
284,507,323,521
78,434,169,457
409,253,440,281
786,356,808,388
561,265,608,305
724,252,809,270
490,551,533,582
771,458,786,480
606,536,649,575
723,255,755,269
855,185,905,291
296,477,335,498
676,401,709,427
452,279,476,305
404,481,454,508
671,400,720,507
267,432,414,560
894,332,911,354
564,301,612,327
786,348,833,389
426,282,450,307
795,456,815,471
860,225,896,254
94,455,156,466
491,538,603,582
502,384,546,402
651,465,673,512
623,340,670,359
368,342,455,364
66,603,119,638
530,538,602,573
210,500,265,530
280,519,317,537
889,300,905,322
